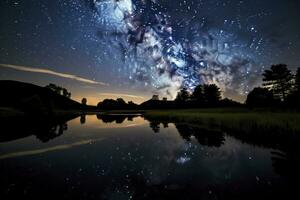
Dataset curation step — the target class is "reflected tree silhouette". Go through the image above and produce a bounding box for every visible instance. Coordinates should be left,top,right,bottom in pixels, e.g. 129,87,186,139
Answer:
270,148,300,195
175,123,225,147
36,123,68,143
0,115,77,143
149,121,160,133
144,115,300,179
1,114,300,200
128,116,134,121
96,114,139,124
97,115,126,123
145,117,225,147
271,147,300,181
80,114,86,124
162,122,169,128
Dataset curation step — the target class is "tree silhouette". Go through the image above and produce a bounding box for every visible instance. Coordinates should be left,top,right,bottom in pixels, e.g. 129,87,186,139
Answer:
287,67,300,106
117,98,126,106
97,98,132,110
62,88,71,98
246,87,274,107
262,64,293,101
46,83,62,95
46,83,71,98
128,101,138,109
175,87,190,102
295,68,300,95
203,84,221,105
192,85,205,104
81,98,87,105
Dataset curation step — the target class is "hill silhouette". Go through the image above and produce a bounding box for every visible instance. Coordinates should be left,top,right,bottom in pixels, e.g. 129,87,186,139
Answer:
0,80,83,116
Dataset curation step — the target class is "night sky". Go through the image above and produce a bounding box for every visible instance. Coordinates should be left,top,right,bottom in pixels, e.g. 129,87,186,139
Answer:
1,0,300,104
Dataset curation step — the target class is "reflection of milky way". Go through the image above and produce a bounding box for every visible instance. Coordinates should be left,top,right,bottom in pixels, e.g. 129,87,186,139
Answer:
90,0,267,98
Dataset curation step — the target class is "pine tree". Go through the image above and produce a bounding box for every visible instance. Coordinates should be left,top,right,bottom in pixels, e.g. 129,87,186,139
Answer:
262,64,293,101
203,84,221,105
295,68,300,95
175,88,190,102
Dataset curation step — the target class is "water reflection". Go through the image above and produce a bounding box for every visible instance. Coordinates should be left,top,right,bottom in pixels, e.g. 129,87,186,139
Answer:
0,114,299,199
80,114,86,124
0,139,96,160
36,123,68,143
145,115,300,191
271,149,300,180
175,124,225,147
96,114,140,124
0,115,77,143
0,114,143,143
148,121,225,147
149,121,160,133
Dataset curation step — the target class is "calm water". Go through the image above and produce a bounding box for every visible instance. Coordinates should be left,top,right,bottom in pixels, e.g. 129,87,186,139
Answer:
0,115,298,199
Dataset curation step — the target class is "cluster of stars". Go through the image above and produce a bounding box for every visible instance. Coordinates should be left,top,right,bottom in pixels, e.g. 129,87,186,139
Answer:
89,0,277,98
1,0,299,100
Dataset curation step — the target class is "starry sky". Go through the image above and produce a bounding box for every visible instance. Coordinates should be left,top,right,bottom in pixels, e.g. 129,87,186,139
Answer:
1,0,300,104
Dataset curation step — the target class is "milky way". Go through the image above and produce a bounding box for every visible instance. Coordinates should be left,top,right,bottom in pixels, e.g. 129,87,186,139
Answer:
89,0,273,99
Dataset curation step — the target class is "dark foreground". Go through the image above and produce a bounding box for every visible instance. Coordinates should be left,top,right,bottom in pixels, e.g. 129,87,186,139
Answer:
0,112,300,200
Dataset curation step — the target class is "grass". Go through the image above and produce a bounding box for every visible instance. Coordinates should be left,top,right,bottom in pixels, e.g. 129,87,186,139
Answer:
143,108,300,151
144,108,300,132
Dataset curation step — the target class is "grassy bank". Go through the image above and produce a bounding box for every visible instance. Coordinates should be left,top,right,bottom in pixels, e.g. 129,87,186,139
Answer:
143,108,300,152
144,108,300,132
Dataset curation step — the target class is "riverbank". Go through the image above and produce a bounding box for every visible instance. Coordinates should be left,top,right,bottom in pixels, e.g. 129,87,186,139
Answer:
143,109,300,132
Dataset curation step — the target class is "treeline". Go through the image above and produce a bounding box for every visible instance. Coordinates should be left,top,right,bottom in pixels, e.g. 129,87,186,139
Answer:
96,84,240,110
45,83,71,98
97,98,139,110
174,84,227,107
93,64,300,110
246,64,300,108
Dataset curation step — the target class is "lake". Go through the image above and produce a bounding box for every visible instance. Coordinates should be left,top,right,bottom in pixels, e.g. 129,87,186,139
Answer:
0,114,299,199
